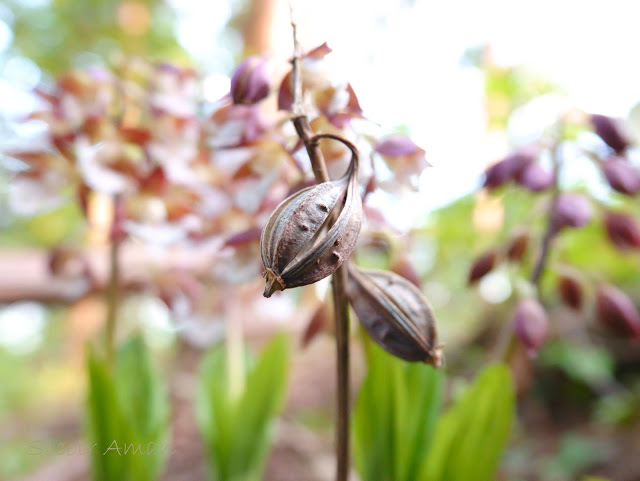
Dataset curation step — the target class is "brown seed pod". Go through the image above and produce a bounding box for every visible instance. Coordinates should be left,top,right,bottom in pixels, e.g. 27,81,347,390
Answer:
260,135,362,297
346,265,443,367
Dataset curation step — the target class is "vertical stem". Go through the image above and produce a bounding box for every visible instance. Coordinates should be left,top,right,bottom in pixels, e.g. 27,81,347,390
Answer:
105,195,122,365
290,13,350,480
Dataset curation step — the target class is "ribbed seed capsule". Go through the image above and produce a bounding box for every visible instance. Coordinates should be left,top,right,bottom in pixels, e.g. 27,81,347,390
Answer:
346,265,443,367
260,135,362,297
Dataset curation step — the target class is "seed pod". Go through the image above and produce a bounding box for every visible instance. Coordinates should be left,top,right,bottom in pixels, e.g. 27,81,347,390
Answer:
604,210,640,251
513,298,549,357
260,135,362,297
602,157,640,195
557,274,583,310
596,284,640,339
468,250,498,285
591,114,630,154
346,265,443,366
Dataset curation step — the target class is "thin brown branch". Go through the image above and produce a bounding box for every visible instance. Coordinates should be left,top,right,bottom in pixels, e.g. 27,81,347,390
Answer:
289,13,351,481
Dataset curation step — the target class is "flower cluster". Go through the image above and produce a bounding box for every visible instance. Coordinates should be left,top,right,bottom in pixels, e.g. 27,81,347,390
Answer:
7,47,432,346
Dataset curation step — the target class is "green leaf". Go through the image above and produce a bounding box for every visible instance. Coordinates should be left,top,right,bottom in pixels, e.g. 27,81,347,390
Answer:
196,333,290,481
353,338,444,481
420,363,515,481
86,338,170,481
86,347,126,481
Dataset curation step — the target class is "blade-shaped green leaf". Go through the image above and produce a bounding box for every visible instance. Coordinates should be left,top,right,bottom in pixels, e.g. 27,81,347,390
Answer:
353,338,444,481
86,338,170,481
420,363,515,481
86,347,126,481
196,333,290,481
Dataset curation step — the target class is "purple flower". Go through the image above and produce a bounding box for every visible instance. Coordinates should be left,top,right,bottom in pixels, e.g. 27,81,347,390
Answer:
591,114,630,154
468,250,498,285
514,299,549,357
484,149,536,190
550,193,592,232
604,211,640,251
602,157,640,195
230,57,270,105
557,275,583,310
596,284,640,339
517,163,554,192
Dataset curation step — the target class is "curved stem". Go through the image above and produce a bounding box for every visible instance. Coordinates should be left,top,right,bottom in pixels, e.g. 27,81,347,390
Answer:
290,14,351,481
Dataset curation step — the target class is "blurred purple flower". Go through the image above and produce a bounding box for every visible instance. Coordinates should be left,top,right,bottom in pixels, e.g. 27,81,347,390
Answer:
557,275,583,310
602,157,640,195
514,298,549,357
517,163,554,192
374,135,429,187
591,114,630,154
468,250,498,285
604,211,640,251
596,284,640,339
230,57,270,105
550,193,592,232
484,148,536,190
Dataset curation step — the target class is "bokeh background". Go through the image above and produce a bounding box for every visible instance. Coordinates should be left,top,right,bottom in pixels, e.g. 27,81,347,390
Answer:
1,1,640,480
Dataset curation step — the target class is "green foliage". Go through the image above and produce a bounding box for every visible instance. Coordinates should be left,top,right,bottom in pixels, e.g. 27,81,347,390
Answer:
87,336,170,481
354,341,515,481
196,333,290,481
353,339,444,481
420,363,515,481
7,0,187,74
540,340,615,389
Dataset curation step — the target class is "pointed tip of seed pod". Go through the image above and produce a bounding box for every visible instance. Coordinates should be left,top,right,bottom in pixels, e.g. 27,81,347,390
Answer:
263,268,285,298
426,347,445,368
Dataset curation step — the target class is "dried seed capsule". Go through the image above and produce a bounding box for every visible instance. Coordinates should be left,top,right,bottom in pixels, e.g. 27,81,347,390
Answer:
346,265,443,367
260,135,362,297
